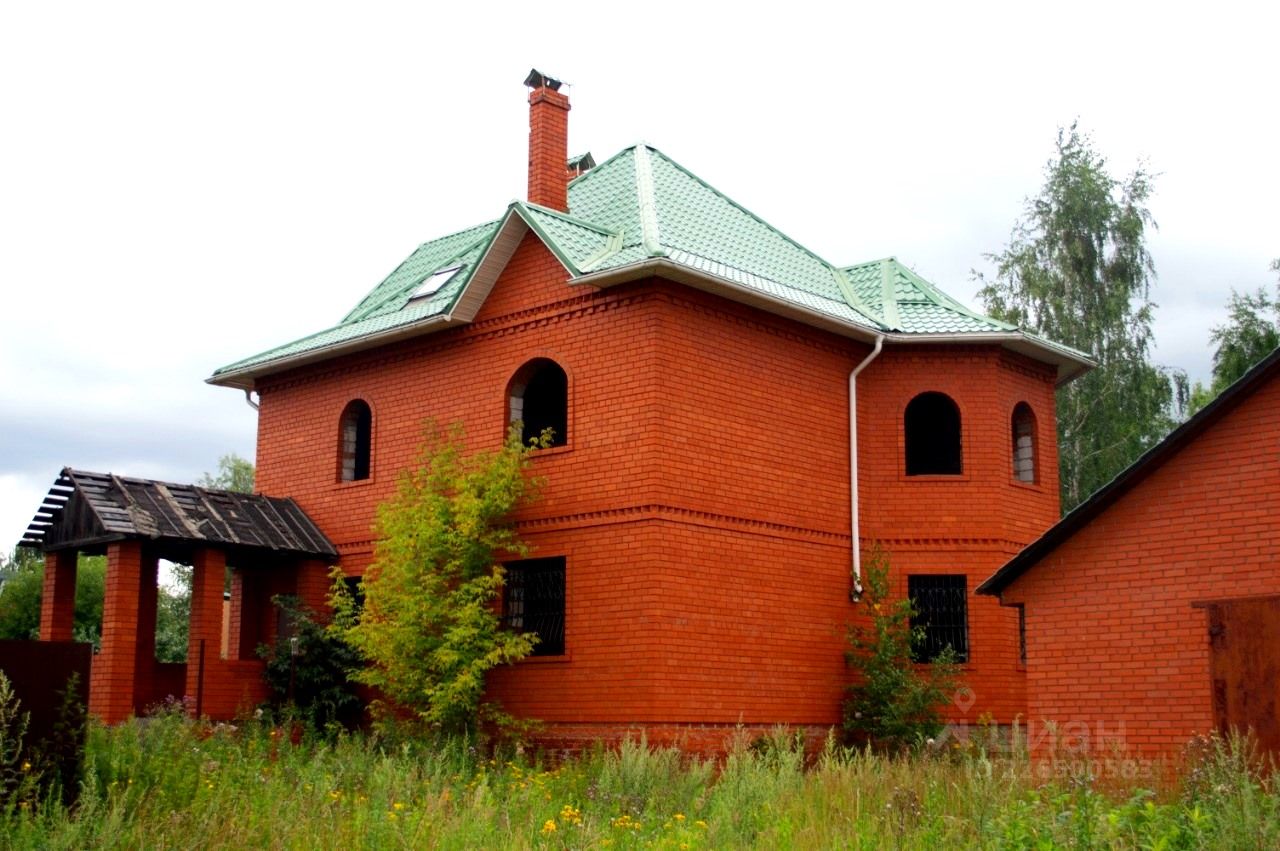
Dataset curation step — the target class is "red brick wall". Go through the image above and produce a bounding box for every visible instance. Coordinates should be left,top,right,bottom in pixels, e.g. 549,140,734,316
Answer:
1002,375,1280,759
253,230,1062,735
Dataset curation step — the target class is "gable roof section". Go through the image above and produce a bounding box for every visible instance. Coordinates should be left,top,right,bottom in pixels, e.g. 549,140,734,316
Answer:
977,346,1280,597
20,468,337,561
210,144,1091,389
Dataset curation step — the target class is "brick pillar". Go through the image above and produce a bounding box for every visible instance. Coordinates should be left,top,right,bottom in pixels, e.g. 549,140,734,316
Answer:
39,550,77,641
90,541,143,724
132,552,159,714
186,547,226,717
295,559,332,624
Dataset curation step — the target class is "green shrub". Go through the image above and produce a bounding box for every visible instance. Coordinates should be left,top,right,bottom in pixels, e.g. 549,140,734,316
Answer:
259,595,363,732
843,548,961,750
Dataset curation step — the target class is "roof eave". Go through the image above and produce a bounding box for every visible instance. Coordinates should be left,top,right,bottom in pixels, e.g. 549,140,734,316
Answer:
571,259,886,343
207,314,457,390
882,332,1094,385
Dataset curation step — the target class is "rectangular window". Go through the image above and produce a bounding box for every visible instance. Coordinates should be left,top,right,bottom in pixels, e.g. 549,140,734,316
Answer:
502,557,565,656
908,574,969,663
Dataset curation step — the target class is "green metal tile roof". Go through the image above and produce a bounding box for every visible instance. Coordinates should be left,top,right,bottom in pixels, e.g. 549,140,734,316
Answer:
212,144,1088,385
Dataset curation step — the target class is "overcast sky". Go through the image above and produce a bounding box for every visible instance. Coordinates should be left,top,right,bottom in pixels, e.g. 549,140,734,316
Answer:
2,1,1276,552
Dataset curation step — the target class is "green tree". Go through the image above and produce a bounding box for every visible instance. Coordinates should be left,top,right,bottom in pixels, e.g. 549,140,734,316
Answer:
977,124,1186,510
1188,261,1280,414
331,423,548,736
843,548,961,749
0,548,104,647
198,453,255,493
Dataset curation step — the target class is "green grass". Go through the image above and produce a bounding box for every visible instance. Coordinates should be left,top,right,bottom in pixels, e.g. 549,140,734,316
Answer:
3,713,1278,849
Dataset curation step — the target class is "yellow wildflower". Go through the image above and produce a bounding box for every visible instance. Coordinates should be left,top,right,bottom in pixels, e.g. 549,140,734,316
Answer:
695,820,708,829
541,819,557,834
21,761,31,772
393,801,406,811
674,813,685,822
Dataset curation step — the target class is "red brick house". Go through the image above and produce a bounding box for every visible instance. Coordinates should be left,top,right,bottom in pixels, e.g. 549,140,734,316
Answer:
28,72,1089,741
978,347,1280,762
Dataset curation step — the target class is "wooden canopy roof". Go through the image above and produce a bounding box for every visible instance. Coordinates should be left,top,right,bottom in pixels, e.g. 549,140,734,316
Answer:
19,468,337,563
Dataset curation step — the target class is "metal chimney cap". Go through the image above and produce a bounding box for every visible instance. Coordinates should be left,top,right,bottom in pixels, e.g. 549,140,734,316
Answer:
524,68,563,91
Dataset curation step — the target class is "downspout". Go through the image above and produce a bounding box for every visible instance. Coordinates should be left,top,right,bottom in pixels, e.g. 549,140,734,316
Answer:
243,390,260,411
849,334,884,601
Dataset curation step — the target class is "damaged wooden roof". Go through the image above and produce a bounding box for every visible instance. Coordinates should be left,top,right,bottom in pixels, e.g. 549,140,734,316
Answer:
20,468,337,561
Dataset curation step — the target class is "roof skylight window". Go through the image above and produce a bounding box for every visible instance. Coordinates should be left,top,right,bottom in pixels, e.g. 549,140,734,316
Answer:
410,266,461,301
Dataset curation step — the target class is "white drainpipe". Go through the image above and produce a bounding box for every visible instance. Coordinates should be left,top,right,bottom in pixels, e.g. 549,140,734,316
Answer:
848,334,884,601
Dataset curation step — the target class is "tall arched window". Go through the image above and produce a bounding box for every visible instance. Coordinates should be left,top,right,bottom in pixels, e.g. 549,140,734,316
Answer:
338,400,372,481
904,392,962,476
508,358,567,448
1011,402,1037,483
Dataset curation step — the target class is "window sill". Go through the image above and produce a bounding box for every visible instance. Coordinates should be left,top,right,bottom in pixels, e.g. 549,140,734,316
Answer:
334,477,377,490
517,653,571,665
529,444,573,459
901,473,970,483
1010,479,1044,493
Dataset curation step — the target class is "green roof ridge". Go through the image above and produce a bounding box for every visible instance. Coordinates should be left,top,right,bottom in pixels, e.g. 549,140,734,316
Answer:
632,145,665,257
830,266,880,326
879,259,902,330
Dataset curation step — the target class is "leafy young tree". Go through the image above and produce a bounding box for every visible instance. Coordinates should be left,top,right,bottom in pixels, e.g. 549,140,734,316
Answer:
843,548,961,749
331,423,549,736
1188,261,1280,414
977,124,1186,510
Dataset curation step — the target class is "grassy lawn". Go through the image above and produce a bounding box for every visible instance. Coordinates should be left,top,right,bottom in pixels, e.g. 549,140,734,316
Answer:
3,712,1278,849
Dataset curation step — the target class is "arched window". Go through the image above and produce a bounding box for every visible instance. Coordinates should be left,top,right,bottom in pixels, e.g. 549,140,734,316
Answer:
1011,403,1037,483
338,400,372,481
904,392,962,476
508,359,568,448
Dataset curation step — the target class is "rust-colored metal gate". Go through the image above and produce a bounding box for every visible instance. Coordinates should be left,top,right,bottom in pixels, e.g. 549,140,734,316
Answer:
1195,594,1280,757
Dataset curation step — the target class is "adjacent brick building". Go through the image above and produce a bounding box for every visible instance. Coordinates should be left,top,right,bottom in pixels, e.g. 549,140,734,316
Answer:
978,347,1280,762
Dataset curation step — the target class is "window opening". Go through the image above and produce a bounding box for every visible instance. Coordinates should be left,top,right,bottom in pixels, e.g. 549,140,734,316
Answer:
908,574,969,663
502,556,565,656
904,392,962,475
1016,604,1027,665
1012,403,1037,483
339,400,372,481
508,359,567,447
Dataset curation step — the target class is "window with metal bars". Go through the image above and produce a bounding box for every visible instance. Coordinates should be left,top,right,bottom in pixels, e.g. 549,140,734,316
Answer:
502,556,565,656
908,574,968,663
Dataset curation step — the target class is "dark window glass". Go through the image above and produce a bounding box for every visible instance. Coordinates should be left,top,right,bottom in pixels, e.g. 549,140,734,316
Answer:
904,392,962,475
508,359,567,447
908,574,968,662
502,557,565,656
1016,603,1027,665
339,400,372,481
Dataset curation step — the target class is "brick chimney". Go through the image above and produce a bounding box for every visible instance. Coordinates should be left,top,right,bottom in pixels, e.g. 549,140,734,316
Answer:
525,68,571,212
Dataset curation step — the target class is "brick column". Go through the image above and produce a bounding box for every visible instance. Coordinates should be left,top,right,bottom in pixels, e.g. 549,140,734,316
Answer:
227,568,248,661
90,541,143,724
186,547,226,716
39,550,77,641
132,552,159,714
295,559,333,623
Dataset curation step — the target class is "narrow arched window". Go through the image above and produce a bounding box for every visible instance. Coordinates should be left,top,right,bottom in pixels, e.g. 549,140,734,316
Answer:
508,359,567,448
338,400,372,481
1012,403,1037,483
904,392,962,476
